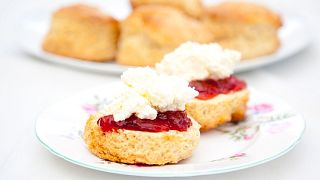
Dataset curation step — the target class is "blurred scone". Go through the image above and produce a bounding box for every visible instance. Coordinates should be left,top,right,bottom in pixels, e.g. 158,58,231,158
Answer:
203,2,282,60
186,89,249,131
117,5,214,66
42,4,119,62
84,114,200,165
130,0,204,18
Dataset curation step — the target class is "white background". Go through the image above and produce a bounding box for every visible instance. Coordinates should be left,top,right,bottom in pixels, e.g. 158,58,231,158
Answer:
0,0,319,179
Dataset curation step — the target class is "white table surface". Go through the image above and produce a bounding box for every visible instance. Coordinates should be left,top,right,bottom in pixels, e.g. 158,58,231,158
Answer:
1,0,320,179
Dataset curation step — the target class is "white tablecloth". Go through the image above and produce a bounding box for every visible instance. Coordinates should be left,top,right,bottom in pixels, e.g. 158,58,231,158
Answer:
1,0,319,179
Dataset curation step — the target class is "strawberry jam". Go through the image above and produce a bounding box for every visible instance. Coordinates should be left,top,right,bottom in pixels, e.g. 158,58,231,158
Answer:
97,111,192,133
189,75,246,100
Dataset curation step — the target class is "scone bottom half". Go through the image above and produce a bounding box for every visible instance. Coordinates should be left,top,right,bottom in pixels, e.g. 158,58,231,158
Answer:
84,112,200,165
184,75,249,131
186,89,249,132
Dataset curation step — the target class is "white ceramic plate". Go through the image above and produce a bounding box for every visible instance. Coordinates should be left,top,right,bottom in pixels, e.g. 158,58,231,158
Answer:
20,8,310,74
35,82,305,177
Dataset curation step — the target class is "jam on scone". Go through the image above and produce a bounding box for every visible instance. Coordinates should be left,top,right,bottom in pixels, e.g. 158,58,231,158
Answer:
189,75,246,100
98,111,192,133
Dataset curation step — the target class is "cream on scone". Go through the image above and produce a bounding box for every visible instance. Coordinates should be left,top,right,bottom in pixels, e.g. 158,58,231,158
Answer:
84,67,200,165
156,42,249,131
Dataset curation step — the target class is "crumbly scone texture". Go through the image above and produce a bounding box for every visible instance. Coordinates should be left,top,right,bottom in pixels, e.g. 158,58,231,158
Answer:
203,2,282,60
130,0,204,18
84,114,200,165
186,89,249,131
117,5,214,66
42,4,119,62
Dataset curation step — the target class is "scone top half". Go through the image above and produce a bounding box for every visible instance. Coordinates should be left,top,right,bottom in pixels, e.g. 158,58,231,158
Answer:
205,2,282,28
53,4,118,24
84,67,201,165
117,5,214,66
156,42,249,131
130,0,204,18
203,2,282,60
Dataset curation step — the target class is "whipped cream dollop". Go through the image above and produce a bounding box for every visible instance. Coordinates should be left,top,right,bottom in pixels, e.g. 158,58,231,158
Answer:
103,67,198,121
155,42,241,81
103,85,157,121
121,67,199,112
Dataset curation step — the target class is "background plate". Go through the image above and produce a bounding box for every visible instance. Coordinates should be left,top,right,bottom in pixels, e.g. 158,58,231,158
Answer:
20,8,310,74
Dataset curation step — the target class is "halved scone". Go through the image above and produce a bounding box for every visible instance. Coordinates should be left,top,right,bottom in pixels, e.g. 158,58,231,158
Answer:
84,67,200,165
186,89,249,131
84,113,200,165
156,42,249,131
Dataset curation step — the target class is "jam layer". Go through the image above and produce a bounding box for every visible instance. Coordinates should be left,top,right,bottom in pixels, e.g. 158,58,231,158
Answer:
189,76,246,100
97,111,192,133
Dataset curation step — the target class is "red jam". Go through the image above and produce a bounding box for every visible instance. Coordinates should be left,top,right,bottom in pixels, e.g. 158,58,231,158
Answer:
189,75,246,100
97,111,192,133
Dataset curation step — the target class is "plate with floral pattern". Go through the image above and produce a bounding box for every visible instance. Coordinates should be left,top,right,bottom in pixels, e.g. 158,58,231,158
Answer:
35,82,305,177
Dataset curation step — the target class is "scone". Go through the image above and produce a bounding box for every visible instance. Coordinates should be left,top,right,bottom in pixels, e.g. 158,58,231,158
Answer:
117,5,214,66
130,0,204,18
84,113,200,165
84,67,200,165
186,82,249,131
156,42,249,131
42,4,119,62
203,2,282,60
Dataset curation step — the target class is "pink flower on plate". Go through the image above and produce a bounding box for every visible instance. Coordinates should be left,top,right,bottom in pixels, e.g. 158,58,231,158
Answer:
234,153,246,157
231,153,247,160
82,104,97,114
244,134,254,140
249,103,273,114
267,122,291,134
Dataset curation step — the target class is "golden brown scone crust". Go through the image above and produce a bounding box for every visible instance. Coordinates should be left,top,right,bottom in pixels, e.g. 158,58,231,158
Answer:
84,114,200,165
186,89,249,131
130,0,204,18
205,2,282,27
117,5,214,66
203,2,282,60
42,4,119,62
